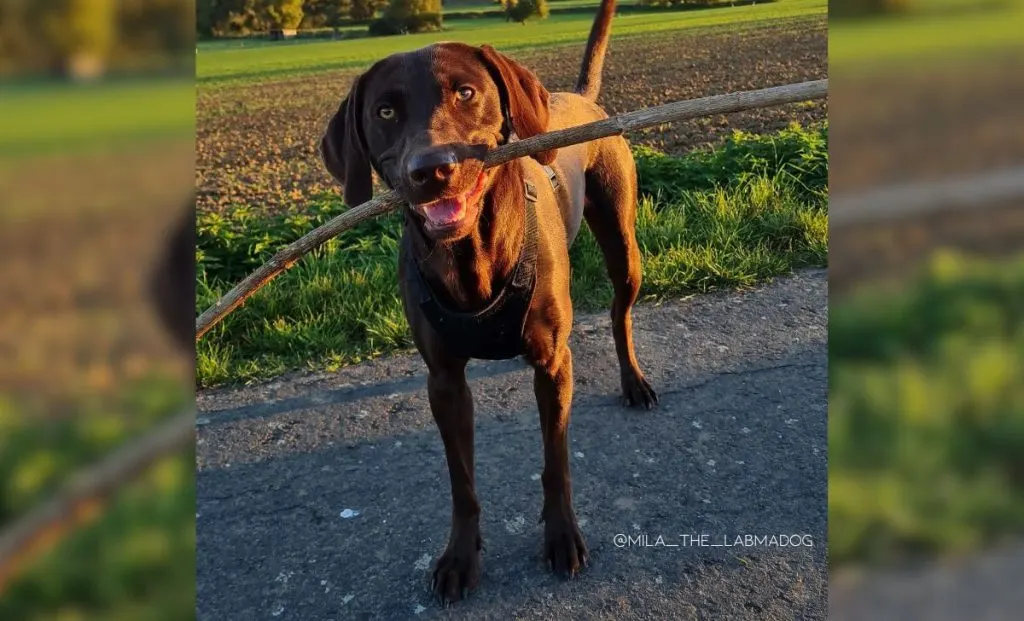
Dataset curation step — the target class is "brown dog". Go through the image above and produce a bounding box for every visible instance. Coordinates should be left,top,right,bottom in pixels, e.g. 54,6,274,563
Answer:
320,0,656,604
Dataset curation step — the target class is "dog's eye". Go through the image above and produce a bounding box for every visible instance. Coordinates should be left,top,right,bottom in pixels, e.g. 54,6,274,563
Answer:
377,105,395,120
456,86,475,102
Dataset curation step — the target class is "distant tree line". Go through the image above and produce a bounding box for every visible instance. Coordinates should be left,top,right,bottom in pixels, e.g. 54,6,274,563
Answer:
197,0,566,37
368,0,444,36
635,0,767,6
503,0,549,23
0,0,193,78
194,0,803,40
197,0,392,36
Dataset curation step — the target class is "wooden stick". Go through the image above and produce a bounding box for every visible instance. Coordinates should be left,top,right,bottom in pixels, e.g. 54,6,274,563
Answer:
0,410,195,593
196,79,827,340
830,165,1024,227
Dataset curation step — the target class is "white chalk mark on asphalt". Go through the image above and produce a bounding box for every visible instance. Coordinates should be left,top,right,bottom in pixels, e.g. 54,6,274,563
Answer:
414,553,433,572
504,515,527,535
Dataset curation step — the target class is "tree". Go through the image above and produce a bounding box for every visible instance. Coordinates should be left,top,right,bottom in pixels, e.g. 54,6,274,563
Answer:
370,0,442,35
262,0,304,29
385,0,442,19
505,0,549,23
1,0,194,77
36,0,117,78
196,0,216,37
199,0,270,36
301,0,354,28
351,0,388,20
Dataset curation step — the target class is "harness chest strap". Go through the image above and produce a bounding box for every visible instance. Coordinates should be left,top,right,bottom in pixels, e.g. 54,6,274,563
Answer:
406,173,555,361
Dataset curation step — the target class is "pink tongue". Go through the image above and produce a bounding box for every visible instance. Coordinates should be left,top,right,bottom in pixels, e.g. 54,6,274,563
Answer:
423,198,465,225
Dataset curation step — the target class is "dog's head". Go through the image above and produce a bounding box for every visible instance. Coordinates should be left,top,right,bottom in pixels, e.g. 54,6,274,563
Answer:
320,43,555,243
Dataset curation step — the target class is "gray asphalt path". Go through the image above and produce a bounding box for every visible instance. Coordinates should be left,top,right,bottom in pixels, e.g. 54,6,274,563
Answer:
830,541,1024,621
196,269,828,620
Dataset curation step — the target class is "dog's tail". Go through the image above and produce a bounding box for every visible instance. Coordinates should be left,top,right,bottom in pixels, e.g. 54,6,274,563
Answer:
575,0,616,102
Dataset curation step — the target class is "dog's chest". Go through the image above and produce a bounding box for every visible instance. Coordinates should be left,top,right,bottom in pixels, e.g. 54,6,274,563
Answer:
404,181,543,361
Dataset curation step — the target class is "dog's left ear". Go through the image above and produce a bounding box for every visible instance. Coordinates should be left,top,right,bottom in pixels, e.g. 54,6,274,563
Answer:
479,45,556,165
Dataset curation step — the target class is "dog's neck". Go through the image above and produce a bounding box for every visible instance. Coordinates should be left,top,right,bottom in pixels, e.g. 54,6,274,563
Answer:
407,161,528,312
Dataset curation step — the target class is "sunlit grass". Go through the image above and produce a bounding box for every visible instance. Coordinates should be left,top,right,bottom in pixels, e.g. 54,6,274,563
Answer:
196,124,828,386
0,79,194,158
829,0,1024,70
830,251,1024,566
0,378,194,621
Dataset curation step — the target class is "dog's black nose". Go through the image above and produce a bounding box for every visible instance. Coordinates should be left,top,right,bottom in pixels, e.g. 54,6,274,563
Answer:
407,149,458,193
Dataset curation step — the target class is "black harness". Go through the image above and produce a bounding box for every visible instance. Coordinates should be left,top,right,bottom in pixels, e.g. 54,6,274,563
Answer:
404,168,559,360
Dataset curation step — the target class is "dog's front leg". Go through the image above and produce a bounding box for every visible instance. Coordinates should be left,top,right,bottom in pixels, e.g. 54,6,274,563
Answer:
427,360,482,605
533,346,590,576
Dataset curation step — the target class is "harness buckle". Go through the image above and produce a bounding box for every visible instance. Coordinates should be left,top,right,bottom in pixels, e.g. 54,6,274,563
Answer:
542,165,560,190
524,180,539,203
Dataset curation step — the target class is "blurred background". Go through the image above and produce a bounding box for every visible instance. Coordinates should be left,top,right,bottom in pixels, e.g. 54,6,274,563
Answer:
3,0,1023,618
0,1,195,619
828,0,1024,619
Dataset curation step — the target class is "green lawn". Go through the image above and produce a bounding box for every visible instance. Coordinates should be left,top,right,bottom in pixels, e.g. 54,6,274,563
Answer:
196,0,827,84
830,251,1024,566
448,0,611,11
0,379,194,621
0,79,194,158
829,0,1024,69
196,124,827,386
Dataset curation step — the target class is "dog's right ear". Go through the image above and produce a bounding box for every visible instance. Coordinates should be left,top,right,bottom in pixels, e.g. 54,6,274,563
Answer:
319,74,373,207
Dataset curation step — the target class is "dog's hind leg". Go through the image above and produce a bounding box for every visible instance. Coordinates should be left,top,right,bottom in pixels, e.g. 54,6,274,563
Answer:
582,138,658,409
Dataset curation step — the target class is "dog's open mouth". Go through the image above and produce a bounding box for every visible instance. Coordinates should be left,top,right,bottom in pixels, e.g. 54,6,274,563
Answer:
417,172,487,229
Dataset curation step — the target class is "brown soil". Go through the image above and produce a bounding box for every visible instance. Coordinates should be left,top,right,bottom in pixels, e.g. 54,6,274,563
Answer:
195,18,828,215
830,55,1024,295
0,143,194,404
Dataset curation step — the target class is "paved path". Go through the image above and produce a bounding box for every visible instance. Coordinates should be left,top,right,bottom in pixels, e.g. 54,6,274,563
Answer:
830,541,1024,621
196,270,828,620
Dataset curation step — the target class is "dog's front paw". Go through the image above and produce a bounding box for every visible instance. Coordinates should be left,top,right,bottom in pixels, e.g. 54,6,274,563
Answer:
543,509,589,578
621,369,658,410
430,535,482,607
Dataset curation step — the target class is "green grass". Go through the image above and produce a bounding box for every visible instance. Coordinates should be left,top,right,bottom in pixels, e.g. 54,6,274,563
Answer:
830,251,1024,566
0,379,194,621
829,0,1024,69
196,123,827,387
0,79,195,158
447,0,611,11
196,0,826,84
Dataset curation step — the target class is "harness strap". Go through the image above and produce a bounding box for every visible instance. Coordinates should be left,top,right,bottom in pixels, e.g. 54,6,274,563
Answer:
405,174,549,360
